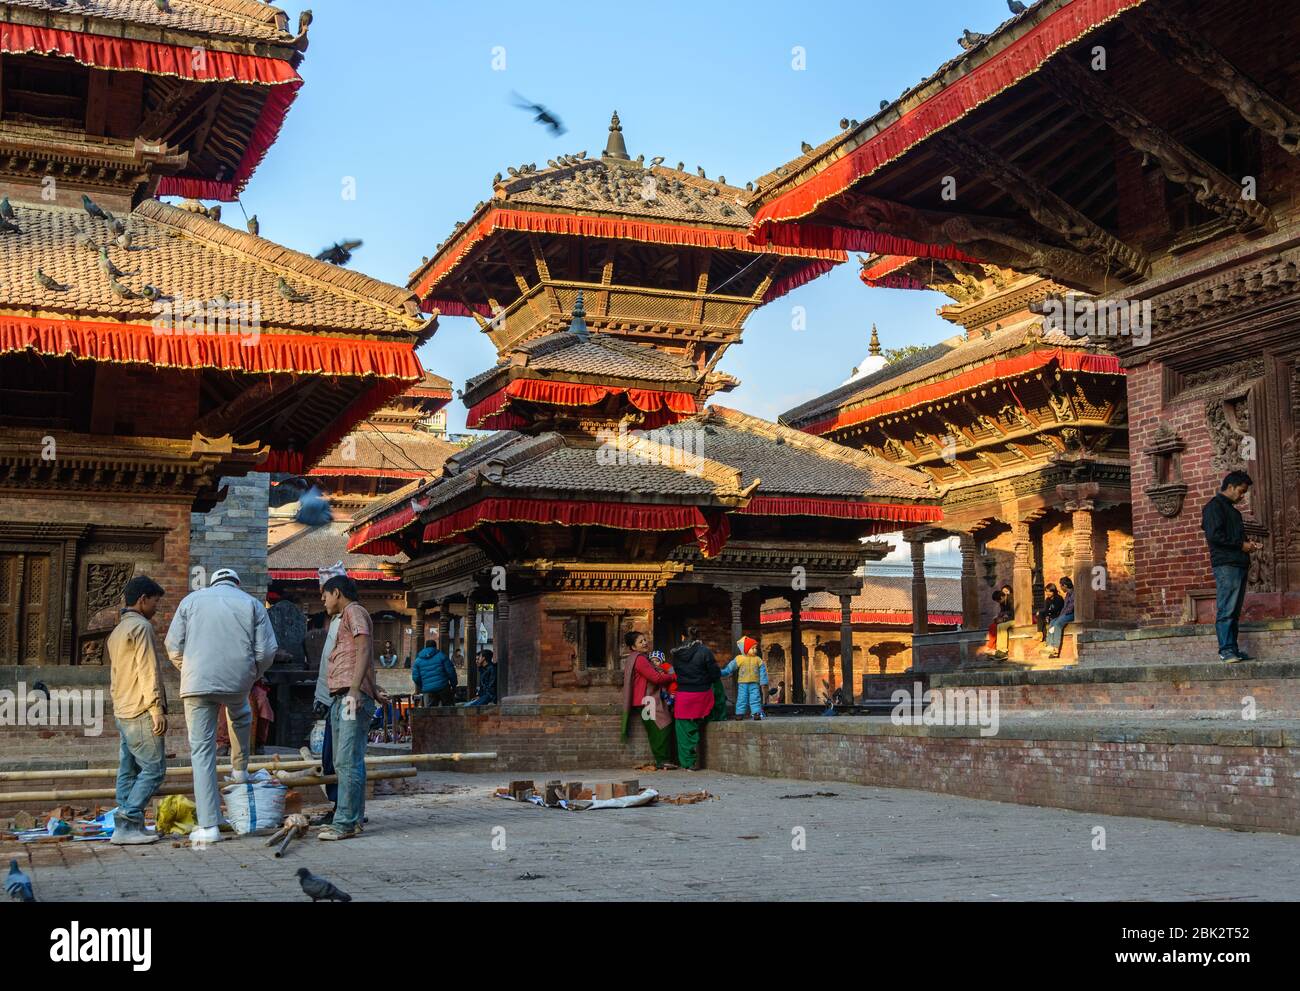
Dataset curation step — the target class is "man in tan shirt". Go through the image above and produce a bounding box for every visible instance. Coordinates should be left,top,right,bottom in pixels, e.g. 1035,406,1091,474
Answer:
106,576,168,846
318,575,388,840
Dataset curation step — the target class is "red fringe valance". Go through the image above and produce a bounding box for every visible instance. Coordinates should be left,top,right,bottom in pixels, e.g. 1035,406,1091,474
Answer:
419,497,728,557
762,610,962,627
739,497,942,523
308,467,429,479
1,316,423,379
762,259,841,303
863,273,931,291
413,207,846,302
750,0,1149,241
158,83,302,201
347,503,420,555
467,378,698,430
757,223,980,262
802,348,1124,436
861,255,931,289
270,570,401,582
260,451,304,474
0,22,301,84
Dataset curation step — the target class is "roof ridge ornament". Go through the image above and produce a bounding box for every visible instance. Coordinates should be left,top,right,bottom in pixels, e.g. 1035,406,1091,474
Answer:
869,323,882,357
569,291,590,341
603,111,630,161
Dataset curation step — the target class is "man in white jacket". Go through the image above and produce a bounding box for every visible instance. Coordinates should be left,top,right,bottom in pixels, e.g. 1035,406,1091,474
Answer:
165,568,278,846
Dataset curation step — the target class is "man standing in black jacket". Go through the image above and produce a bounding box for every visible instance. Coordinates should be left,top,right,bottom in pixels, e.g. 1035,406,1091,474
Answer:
1201,471,1262,662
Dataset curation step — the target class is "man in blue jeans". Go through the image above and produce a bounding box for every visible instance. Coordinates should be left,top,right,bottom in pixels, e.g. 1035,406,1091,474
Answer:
318,576,388,840
107,576,169,846
1201,470,1262,663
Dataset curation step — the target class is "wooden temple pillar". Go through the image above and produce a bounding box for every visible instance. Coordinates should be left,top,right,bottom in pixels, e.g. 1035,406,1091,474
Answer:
496,589,510,702
839,593,855,704
788,592,805,704
463,593,478,697
1070,502,1097,624
958,533,983,630
906,532,929,635
437,597,451,655
412,606,426,664
1011,518,1034,627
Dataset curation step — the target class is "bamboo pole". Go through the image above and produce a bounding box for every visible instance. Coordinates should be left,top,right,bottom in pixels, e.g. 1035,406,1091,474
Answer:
0,767,418,805
0,752,497,783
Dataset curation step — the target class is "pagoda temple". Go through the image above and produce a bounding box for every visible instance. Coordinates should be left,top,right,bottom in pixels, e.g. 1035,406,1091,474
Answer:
268,372,461,665
350,114,943,732
749,0,1300,664
0,0,432,664
781,261,1131,667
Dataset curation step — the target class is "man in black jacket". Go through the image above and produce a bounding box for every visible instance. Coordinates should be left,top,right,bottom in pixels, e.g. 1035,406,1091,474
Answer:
1201,471,1262,662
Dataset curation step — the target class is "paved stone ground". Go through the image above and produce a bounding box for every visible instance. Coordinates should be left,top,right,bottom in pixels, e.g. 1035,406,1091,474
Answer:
9,768,1300,901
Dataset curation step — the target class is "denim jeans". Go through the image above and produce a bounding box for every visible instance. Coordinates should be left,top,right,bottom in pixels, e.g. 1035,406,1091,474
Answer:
184,694,252,830
329,692,375,833
115,713,167,822
1046,612,1074,650
320,715,338,805
1213,564,1249,655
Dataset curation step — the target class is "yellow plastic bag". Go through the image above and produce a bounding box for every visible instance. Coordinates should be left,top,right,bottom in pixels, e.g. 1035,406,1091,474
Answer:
156,794,198,836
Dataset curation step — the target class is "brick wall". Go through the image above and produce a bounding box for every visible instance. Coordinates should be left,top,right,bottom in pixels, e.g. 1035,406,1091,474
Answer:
706,719,1299,835
411,704,652,771
191,473,270,603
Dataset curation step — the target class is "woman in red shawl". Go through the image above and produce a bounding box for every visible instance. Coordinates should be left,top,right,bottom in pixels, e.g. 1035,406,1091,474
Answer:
621,631,677,769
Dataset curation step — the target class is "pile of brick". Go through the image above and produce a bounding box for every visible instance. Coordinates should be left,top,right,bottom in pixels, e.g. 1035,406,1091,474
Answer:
496,778,644,805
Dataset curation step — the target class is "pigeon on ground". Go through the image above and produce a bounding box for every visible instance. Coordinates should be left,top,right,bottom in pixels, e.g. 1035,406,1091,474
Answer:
142,284,165,302
296,868,351,902
0,216,19,235
109,217,127,236
0,197,13,220
6,859,34,902
246,215,260,236
959,29,988,51
109,276,137,299
155,0,171,14
115,230,133,251
74,232,100,252
277,277,310,303
82,194,108,220
1008,0,1028,13
209,205,222,223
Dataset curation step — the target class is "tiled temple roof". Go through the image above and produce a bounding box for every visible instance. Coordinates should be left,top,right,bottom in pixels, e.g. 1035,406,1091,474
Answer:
762,576,963,616
0,198,427,335
4,0,298,45
311,425,461,476
269,520,404,572
781,324,1091,429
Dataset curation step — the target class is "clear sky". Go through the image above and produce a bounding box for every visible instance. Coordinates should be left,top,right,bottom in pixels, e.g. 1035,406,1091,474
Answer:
222,0,1018,438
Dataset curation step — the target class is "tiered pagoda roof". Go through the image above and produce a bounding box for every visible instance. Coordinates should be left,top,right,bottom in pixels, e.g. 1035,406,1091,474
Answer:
406,112,846,363
1,0,309,202
1,197,433,471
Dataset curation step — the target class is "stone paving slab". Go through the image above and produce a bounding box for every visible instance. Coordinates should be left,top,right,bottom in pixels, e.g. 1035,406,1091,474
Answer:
6,768,1299,902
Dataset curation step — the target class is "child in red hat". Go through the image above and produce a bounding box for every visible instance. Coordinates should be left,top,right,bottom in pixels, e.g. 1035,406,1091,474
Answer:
719,636,768,719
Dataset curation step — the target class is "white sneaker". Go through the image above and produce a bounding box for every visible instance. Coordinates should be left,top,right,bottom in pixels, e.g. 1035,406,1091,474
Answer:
189,826,222,847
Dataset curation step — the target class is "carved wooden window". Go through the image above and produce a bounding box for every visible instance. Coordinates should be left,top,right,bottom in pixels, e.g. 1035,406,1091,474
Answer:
0,550,54,663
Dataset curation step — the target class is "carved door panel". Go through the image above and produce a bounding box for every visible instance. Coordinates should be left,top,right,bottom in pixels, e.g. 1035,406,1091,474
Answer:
0,551,55,663
0,553,18,661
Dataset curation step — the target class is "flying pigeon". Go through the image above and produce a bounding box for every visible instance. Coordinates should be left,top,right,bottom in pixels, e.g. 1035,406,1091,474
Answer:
316,240,362,266
1008,0,1027,12
247,215,260,236
6,860,34,902
296,868,351,903
82,194,108,220
510,92,566,136
98,247,124,279
36,268,66,291
277,277,310,303
0,197,13,220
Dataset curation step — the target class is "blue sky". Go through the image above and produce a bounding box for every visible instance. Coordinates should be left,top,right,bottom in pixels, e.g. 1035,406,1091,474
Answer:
232,0,1010,432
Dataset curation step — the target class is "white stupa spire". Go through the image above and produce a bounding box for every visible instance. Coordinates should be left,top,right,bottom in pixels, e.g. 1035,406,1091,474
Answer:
844,324,887,384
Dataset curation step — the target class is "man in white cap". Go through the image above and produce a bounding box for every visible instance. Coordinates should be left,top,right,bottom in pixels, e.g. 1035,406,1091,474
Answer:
165,568,278,846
